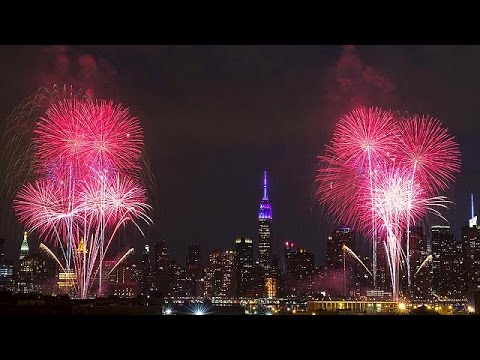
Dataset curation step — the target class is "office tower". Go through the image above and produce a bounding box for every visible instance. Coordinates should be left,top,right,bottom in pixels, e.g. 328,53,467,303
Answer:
221,250,236,298
141,244,155,297
326,227,356,298
0,238,14,291
186,243,203,297
169,260,187,297
205,252,223,297
235,237,254,297
284,242,315,297
258,170,273,271
408,227,432,301
19,231,29,261
432,225,465,299
155,240,170,297
462,196,480,296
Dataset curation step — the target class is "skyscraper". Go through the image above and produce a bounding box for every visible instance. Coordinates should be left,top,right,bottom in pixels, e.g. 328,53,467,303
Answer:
141,244,155,297
155,240,170,297
221,250,237,298
186,243,203,297
462,198,480,297
235,237,254,297
326,227,355,298
0,238,14,291
283,242,316,297
258,170,273,271
19,231,29,261
187,244,201,267
408,227,432,301
432,225,465,299
205,252,223,297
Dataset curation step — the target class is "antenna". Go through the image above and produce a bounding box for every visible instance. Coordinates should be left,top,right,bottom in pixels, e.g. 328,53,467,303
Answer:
471,193,475,219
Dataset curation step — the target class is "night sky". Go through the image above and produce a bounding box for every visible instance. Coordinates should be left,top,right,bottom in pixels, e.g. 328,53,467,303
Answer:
0,45,479,265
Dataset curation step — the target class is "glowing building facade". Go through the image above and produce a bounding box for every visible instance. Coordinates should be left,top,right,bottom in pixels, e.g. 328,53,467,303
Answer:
258,170,273,271
0,238,14,291
462,199,480,297
326,227,357,298
235,237,254,297
432,225,466,299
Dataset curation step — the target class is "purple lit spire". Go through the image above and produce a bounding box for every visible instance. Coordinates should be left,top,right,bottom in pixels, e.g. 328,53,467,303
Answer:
263,170,268,200
259,169,272,220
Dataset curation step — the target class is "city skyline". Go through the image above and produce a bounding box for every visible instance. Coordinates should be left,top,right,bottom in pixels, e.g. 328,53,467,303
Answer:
2,45,480,266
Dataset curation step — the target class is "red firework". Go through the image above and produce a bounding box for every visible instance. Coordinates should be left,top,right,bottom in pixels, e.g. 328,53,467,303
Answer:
13,178,78,240
330,107,398,171
316,106,460,299
396,114,461,195
78,173,151,226
34,98,144,178
13,92,151,298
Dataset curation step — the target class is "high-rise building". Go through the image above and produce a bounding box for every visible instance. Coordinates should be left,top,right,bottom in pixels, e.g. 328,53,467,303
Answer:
235,237,254,298
0,238,14,291
284,242,316,297
408,227,432,301
155,240,170,297
462,199,480,297
187,244,201,267
204,250,237,298
432,225,465,299
205,252,223,298
221,250,236,298
258,170,273,271
185,243,203,297
284,241,294,274
326,227,356,299
141,244,155,297
169,260,187,297
19,231,29,261
102,255,139,298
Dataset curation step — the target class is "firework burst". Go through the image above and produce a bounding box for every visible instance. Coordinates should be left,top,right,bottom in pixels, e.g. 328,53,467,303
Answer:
11,87,152,299
316,106,460,300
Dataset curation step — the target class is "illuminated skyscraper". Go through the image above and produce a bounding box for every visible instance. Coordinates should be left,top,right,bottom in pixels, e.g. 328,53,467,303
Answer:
155,240,170,297
407,227,432,301
0,238,14,291
19,231,29,261
326,227,355,298
205,252,223,297
221,250,236,298
432,225,465,299
141,244,155,297
462,197,480,297
235,237,254,297
186,243,203,297
258,170,273,271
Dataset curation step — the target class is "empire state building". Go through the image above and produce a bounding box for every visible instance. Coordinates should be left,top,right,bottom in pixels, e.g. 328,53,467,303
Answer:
258,170,273,271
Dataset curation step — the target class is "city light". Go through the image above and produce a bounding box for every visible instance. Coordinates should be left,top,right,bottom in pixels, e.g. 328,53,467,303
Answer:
398,303,407,311
467,306,475,313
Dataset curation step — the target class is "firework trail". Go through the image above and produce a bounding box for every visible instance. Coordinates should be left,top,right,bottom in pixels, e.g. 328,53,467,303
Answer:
342,245,373,277
316,106,460,301
415,254,433,276
10,86,153,298
108,248,134,276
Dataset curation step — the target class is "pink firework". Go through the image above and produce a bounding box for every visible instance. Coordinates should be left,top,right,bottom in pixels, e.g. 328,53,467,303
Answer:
14,178,79,240
316,144,365,230
78,173,152,226
330,107,398,171
396,114,461,195
316,106,460,300
34,98,144,178
13,92,152,299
